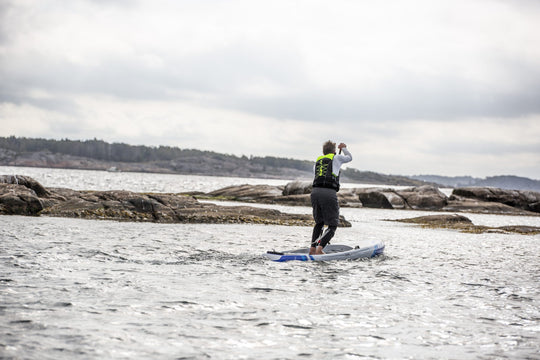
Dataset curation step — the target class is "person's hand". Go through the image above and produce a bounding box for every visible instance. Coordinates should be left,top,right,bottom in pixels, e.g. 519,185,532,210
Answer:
338,143,347,150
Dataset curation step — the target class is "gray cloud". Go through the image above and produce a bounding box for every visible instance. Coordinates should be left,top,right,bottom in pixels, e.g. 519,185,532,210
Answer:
221,73,540,122
1,0,540,179
2,0,540,124
3,47,540,124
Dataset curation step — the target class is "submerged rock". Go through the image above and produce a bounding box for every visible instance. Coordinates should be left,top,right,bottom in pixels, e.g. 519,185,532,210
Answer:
394,214,473,226
392,214,540,235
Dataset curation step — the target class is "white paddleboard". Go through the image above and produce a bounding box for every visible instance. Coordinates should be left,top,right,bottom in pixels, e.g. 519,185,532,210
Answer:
263,241,385,262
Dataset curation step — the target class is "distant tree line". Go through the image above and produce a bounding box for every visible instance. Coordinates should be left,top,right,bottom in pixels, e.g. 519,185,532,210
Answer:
0,136,313,172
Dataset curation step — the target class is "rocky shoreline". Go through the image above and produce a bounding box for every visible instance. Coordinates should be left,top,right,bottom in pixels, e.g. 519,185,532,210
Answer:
195,181,540,216
2,175,540,233
0,175,349,227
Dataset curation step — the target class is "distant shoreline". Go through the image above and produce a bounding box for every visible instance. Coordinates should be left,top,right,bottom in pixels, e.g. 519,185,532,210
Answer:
1,136,539,191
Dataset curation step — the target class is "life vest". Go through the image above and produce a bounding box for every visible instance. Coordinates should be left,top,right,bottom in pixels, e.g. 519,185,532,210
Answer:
312,153,340,191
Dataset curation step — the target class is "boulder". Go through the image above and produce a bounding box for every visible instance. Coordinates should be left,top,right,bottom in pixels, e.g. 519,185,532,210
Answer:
0,183,44,215
282,181,312,196
206,184,283,202
0,175,49,196
356,188,395,209
380,191,408,209
355,186,448,210
397,185,448,210
337,189,364,208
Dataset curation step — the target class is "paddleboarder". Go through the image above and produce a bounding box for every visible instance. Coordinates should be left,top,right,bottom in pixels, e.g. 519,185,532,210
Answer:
310,140,352,255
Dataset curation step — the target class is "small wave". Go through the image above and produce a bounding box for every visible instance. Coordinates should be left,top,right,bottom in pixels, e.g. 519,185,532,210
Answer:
160,300,198,307
248,287,287,293
53,302,73,307
375,270,410,282
283,324,313,330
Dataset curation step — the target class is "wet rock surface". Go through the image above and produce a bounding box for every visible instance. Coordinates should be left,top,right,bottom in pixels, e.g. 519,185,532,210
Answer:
450,187,540,213
200,183,540,216
0,176,324,226
3,175,539,229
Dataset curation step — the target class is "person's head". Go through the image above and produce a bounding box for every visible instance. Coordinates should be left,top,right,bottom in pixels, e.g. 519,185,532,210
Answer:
322,140,336,155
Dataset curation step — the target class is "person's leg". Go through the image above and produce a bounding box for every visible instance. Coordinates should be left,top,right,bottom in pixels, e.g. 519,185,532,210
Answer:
310,222,324,254
310,188,324,255
315,188,339,254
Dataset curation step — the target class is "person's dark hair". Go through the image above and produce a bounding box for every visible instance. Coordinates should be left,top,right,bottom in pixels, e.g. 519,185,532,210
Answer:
322,140,336,155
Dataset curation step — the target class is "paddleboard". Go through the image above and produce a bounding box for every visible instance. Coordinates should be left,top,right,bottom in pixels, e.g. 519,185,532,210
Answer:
263,241,385,262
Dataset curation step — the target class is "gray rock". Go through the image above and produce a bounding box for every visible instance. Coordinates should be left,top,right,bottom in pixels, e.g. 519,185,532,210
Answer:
0,184,44,215
356,188,395,209
206,184,284,202
282,181,312,196
452,187,540,213
392,214,540,235
0,175,319,226
0,175,49,196
396,185,448,210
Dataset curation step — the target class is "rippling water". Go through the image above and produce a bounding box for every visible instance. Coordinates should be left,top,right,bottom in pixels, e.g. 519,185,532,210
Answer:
1,167,539,359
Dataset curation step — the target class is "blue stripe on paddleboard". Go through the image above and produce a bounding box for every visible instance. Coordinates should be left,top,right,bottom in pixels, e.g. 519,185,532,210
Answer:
276,254,314,262
372,244,385,257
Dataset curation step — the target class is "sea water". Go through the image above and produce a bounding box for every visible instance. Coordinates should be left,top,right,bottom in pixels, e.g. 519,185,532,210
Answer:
1,166,539,359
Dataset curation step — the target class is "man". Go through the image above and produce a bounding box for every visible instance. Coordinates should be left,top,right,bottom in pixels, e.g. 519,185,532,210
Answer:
310,140,352,255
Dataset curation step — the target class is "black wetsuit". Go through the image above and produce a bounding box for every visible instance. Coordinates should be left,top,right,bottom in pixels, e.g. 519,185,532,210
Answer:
310,150,352,248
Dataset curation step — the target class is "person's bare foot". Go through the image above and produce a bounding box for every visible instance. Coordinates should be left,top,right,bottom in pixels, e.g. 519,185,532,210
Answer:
309,246,316,255
315,246,325,255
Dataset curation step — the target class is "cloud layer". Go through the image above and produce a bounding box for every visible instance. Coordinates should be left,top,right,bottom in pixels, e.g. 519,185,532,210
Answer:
1,0,540,178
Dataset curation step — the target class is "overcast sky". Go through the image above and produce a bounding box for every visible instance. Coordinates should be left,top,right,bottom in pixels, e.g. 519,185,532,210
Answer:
1,0,539,179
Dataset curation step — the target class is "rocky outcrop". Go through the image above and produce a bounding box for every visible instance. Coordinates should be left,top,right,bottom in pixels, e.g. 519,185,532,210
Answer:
356,186,448,210
356,189,394,209
206,184,284,202
451,187,540,213
1,175,49,196
202,183,540,216
397,186,448,210
4,174,539,226
282,181,312,196
392,214,540,235
0,183,44,215
0,176,333,226
0,175,57,215
39,189,316,226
